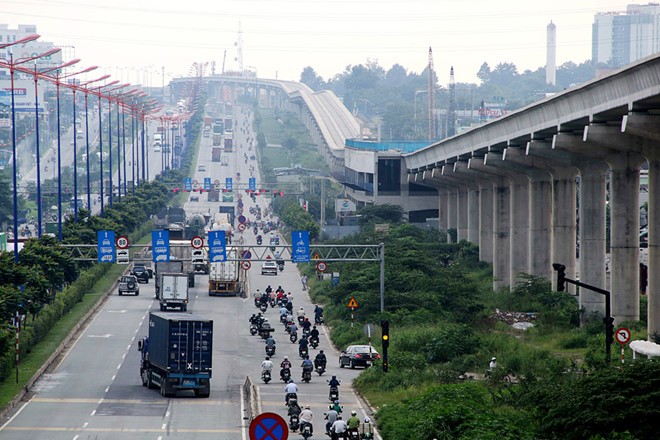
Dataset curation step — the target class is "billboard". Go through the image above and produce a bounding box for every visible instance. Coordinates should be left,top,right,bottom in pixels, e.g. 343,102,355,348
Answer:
0,78,46,112
335,198,357,213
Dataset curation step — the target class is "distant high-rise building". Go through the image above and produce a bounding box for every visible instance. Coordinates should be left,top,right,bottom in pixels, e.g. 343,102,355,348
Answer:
0,24,61,73
546,21,557,86
592,3,660,67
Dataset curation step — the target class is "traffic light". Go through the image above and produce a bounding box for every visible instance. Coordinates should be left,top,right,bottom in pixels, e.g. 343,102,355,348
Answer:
553,263,566,291
604,316,614,346
381,320,389,350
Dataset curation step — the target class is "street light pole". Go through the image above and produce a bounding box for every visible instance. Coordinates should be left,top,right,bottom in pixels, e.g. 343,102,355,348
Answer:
0,35,56,259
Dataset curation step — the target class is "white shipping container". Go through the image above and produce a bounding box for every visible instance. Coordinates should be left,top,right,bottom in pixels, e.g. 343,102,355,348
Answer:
209,249,237,282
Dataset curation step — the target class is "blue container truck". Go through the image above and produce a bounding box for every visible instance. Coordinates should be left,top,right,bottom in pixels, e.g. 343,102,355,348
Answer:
138,312,213,397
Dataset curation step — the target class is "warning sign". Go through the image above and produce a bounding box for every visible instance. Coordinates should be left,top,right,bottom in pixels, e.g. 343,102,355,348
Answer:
312,252,321,260
347,297,358,309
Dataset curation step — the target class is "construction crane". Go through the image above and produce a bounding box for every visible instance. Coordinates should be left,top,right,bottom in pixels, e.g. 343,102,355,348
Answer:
428,47,436,140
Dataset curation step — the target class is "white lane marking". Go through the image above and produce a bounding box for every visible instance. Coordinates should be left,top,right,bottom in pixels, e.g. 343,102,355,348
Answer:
0,395,35,431
161,423,167,430
240,385,247,440
73,435,79,440
90,410,96,416
82,422,88,428
105,386,110,392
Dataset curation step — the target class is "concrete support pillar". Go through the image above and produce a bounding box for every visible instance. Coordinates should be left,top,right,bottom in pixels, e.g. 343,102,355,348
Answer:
478,184,494,263
578,162,610,317
470,158,511,289
526,140,579,290
649,159,660,337
608,154,645,322
503,147,553,280
438,187,449,233
467,187,480,244
453,161,493,262
552,168,578,287
457,187,469,242
485,152,531,285
441,165,479,244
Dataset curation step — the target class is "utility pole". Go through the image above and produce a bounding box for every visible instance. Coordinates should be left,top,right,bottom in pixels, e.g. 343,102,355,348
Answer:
448,66,456,137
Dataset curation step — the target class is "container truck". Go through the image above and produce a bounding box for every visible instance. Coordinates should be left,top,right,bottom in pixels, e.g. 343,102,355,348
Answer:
208,247,243,296
155,260,184,299
223,136,233,152
212,133,222,146
138,312,213,397
212,147,222,162
207,188,220,202
159,273,189,311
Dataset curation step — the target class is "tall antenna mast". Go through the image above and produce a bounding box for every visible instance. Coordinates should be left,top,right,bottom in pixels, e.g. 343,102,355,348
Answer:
236,22,244,76
428,47,436,139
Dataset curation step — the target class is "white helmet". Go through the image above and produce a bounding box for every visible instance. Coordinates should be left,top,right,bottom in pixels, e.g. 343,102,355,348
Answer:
364,417,371,423
351,410,357,416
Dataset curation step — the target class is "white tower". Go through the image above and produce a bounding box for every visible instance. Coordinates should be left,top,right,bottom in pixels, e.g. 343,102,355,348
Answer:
546,21,557,86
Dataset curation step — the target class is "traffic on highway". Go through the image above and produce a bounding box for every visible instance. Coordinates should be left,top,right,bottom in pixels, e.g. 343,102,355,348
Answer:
0,102,378,440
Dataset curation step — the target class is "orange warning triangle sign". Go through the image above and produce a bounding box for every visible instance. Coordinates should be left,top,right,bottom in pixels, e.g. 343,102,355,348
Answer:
347,297,359,308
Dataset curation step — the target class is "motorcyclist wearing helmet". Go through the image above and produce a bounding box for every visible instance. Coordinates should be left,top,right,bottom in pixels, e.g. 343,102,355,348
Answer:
265,335,276,348
324,405,339,436
297,306,305,320
301,317,312,333
301,356,313,376
299,405,314,434
261,356,274,375
361,416,374,438
327,374,340,388
347,410,360,435
315,350,327,369
298,336,309,357
310,325,320,341
284,379,298,404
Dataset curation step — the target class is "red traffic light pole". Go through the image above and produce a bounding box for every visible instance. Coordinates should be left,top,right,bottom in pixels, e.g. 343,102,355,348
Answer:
553,263,612,365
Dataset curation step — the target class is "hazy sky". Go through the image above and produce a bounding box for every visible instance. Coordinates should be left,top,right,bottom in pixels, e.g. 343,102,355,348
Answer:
2,0,632,86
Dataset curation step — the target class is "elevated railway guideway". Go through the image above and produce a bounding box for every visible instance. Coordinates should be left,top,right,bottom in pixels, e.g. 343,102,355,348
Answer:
404,52,660,337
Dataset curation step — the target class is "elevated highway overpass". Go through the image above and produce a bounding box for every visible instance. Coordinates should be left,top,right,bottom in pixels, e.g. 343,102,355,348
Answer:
174,56,660,337
405,53,660,337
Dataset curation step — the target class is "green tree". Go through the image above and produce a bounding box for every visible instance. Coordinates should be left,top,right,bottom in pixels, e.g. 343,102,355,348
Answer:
299,66,326,91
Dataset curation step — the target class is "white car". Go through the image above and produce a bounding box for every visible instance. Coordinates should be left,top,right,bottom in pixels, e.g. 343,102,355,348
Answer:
198,165,207,172
261,261,278,275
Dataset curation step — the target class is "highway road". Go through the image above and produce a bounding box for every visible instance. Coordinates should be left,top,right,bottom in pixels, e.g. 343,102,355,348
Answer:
0,104,378,439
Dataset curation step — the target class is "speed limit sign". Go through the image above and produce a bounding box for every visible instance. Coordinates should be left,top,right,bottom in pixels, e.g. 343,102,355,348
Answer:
191,236,204,249
316,261,328,272
241,261,251,270
116,235,129,249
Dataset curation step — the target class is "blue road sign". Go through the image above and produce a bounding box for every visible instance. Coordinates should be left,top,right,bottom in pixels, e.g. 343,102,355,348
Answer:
152,230,170,263
97,230,115,263
204,177,211,191
249,412,288,440
249,177,256,191
226,177,233,191
291,230,310,263
208,230,227,262
184,177,192,192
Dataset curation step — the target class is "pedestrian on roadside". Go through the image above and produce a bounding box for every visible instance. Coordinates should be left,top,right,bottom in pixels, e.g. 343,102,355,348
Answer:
301,274,308,291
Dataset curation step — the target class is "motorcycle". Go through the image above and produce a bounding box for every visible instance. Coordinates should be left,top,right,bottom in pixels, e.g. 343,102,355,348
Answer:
266,345,276,357
299,347,308,359
290,331,298,343
249,324,258,336
259,303,268,313
302,328,311,340
253,227,259,235
316,361,326,376
280,314,288,325
280,368,291,382
302,369,312,383
297,316,305,326
329,385,339,402
300,421,313,439
256,236,262,245
277,260,285,272
315,315,324,325
269,298,276,308
285,392,298,406
289,413,300,432
348,430,360,440
261,370,271,383
310,336,319,349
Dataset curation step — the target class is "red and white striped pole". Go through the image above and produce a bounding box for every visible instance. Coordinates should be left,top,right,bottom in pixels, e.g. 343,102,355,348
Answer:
15,311,20,383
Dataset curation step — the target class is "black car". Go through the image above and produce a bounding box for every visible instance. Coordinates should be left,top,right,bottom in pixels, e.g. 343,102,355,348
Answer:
339,345,380,369
130,264,150,284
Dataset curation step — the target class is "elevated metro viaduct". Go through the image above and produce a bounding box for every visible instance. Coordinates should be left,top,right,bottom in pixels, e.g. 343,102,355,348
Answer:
406,53,660,338
172,58,660,339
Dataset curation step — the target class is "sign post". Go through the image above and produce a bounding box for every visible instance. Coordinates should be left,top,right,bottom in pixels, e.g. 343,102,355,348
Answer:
615,327,631,365
347,296,358,328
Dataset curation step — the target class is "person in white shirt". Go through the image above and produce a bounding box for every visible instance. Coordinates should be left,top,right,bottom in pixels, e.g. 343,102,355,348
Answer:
299,405,314,434
489,357,497,370
284,379,298,404
331,415,348,439
261,357,274,376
